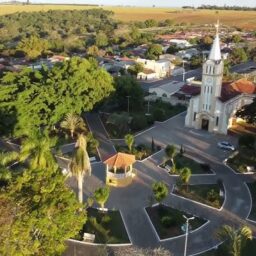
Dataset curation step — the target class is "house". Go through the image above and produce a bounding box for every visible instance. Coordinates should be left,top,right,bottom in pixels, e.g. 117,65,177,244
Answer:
136,58,172,79
185,23,256,134
169,39,192,49
149,81,185,98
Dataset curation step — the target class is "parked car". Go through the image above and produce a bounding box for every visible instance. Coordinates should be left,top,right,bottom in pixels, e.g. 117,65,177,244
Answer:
217,141,235,151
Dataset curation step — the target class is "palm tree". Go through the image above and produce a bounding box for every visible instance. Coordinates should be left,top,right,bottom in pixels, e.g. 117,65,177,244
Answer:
124,134,134,153
165,145,177,166
94,186,110,209
20,132,57,170
179,167,191,192
70,134,91,203
218,225,252,256
60,113,86,139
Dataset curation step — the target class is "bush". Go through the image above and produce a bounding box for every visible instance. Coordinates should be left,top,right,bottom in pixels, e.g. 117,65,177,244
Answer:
207,189,219,202
161,216,175,227
153,107,166,121
239,134,255,149
101,215,111,224
131,114,148,131
200,163,211,172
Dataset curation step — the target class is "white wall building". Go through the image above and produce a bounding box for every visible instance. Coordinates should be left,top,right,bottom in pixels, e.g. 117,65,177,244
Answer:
185,22,256,134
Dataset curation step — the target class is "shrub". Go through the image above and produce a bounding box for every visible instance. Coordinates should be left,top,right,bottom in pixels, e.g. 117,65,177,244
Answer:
200,163,211,172
153,107,166,121
131,114,148,131
161,216,175,228
207,189,219,202
101,214,111,224
238,134,255,149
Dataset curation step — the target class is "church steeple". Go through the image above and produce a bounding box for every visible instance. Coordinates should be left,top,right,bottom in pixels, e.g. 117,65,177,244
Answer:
208,20,221,61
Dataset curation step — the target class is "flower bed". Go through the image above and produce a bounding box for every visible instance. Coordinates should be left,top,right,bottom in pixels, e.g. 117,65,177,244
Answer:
76,208,130,244
146,204,207,239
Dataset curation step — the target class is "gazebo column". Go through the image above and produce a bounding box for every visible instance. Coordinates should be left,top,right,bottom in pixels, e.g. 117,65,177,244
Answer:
114,166,117,173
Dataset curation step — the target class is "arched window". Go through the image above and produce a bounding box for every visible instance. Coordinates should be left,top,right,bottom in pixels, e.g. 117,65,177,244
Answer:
162,93,167,97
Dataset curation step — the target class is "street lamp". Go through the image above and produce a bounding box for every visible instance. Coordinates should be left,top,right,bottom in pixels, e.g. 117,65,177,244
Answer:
183,215,195,256
182,60,185,82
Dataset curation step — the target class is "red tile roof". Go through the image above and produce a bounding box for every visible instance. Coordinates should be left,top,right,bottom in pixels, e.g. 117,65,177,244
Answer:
219,79,256,102
179,84,201,96
104,152,136,169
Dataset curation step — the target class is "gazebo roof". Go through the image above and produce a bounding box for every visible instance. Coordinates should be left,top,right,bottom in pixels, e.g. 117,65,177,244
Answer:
104,152,136,169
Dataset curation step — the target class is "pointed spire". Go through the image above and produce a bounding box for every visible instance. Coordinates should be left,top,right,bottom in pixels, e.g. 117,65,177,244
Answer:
208,20,221,61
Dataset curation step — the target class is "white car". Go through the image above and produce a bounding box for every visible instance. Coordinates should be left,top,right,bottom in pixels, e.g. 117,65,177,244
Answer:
217,141,235,151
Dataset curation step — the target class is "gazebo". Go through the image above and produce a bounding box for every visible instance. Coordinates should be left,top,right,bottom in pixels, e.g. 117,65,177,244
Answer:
103,152,136,187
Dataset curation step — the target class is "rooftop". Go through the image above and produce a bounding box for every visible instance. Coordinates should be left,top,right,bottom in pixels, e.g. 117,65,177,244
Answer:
104,152,136,169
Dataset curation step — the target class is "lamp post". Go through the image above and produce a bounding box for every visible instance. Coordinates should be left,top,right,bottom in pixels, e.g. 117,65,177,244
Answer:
182,60,185,82
183,215,195,256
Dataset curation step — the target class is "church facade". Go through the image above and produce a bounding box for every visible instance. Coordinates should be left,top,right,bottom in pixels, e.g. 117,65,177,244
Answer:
185,23,256,134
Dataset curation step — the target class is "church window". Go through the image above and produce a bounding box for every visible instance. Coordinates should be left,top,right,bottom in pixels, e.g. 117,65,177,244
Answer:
209,105,211,110
211,87,213,94
213,67,215,73
216,117,219,126
204,86,206,93
207,86,209,93
193,112,197,121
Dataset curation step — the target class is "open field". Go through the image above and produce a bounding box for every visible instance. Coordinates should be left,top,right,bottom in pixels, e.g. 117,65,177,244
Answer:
0,5,256,29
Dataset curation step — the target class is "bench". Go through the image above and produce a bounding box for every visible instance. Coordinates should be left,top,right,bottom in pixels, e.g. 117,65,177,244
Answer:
83,233,95,243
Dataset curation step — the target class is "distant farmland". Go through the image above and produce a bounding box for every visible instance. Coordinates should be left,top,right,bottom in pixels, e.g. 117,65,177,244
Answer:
0,4,256,30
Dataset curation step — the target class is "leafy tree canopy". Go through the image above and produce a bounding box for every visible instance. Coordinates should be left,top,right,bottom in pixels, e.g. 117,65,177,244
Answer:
113,75,144,111
236,98,256,125
152,181,168,203
146,44,163,60
0,163,86,255
0,57,114,137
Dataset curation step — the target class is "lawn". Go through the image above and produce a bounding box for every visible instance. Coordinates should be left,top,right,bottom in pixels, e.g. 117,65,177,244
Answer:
174,183,224,209
102,101,186,138
227,148,256,173
77,208,130,244
0,5,256,29
146,204,207,239
160,154,212,174
246,182,256,221
199,238,256,256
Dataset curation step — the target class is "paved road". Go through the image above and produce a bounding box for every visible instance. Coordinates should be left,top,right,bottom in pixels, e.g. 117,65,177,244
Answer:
65,113,256,256
84,113,116,161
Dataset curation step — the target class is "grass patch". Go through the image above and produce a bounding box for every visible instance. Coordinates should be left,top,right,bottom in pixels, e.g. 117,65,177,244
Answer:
77,208,129,244
247,182,256,221
146,204,207,239
227,148,256,173
160,154,211,174
174,183,224,209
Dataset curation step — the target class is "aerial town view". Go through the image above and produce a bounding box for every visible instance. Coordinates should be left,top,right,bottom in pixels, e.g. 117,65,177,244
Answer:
0,0,256,255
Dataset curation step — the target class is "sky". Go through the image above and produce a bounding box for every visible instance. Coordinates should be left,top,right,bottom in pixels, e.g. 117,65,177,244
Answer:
25,0,256,8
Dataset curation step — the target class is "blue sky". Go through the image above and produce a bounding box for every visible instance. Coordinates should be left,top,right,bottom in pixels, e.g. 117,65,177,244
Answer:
28,0,256,7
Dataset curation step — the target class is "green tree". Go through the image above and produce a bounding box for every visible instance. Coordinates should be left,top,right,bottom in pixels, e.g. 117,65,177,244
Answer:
218,225,252,256
114,75,144,111
152,181,168,204
232,34,242,43
236,98,256,125
145,19,158,28
124,134,134,153
94,186,110,209
128,62,144,76
201,36,213,48
20,132,57,170
60,113,86,139
87,45,99,57
179,167,191,191
146,44,163,60
95,31,108,48
0,57,114,137
230,48,248,64
17,35,49,60
165,145,177,167
70,134,91,203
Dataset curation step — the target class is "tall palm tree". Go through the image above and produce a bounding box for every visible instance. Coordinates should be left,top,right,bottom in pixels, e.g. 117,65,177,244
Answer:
179,167,191,191
70,134,91,203
60,113,86,139
124,134,134,153
218,225,252,256
20,132,57,170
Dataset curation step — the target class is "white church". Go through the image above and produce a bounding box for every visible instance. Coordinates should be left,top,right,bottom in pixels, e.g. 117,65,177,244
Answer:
185,22,256,134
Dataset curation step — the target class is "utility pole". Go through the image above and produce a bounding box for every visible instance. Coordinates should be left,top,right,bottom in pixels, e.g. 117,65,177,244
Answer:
126,96,130,115
27,0,30,4
183,215,195,256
